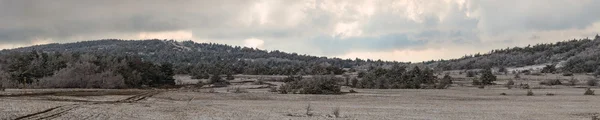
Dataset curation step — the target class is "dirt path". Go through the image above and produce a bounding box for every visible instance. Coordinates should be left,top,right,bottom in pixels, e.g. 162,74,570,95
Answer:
12,91,160,120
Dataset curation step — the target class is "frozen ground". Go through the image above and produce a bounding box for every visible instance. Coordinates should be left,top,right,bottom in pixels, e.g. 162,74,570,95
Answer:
1,86,599,120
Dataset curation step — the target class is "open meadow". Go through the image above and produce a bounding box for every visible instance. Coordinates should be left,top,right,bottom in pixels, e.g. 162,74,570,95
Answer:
2,74,599,120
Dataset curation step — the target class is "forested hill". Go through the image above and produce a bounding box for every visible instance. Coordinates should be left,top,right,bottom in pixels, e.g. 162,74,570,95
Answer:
427,34,600,73
1,39,403,75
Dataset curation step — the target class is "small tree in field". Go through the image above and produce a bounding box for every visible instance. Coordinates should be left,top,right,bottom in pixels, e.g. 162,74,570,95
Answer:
480,68,497,85
505,80,515,89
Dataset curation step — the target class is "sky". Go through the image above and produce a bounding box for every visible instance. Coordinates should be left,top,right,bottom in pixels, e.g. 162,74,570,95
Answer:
1,0,599,62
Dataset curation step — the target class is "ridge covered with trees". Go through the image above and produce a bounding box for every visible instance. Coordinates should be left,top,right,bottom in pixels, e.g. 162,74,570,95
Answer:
428,34,600,73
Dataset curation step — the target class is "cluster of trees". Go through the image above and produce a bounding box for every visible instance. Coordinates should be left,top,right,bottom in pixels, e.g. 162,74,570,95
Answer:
353,65,451,89
279,75,342,94
429,34,600,73
0,51,175,88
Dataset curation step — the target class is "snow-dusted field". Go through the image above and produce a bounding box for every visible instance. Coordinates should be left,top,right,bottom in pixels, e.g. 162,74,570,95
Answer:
2,74,600,120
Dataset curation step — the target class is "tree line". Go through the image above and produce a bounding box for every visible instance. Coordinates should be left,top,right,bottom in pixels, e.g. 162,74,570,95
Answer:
0,51,175,88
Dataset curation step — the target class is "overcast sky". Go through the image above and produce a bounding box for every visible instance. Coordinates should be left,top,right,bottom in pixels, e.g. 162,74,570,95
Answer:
1,0,599,62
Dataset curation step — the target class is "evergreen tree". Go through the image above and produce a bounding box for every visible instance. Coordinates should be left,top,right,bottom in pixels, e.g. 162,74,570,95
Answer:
480,68,497,85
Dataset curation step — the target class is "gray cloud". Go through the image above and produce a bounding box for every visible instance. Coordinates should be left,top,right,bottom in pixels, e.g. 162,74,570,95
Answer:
0,0,599,61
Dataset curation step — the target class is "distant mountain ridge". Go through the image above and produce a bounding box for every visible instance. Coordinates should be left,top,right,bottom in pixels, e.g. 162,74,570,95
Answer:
2,34,600,74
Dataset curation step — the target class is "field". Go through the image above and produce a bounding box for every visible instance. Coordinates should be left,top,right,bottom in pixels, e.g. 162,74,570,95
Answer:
1,74,600,120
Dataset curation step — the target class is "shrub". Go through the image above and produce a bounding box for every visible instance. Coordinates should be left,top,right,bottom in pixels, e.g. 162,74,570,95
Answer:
506,80,515,89
540,79,562,86
208,88,217,93
226,73,235,80
253,79,265,85
480,68,497,85
191,72,210,79
233,87,248,93
472,78,481,86
332,107,341,118
269,86,278,92
466,71,476,77
196,81,205,88
562,72,573,76
279,75,341,94
568,77,578,86
349,89,357,93
350,77,359,88
530,72,543,76
545,93,555,96
541,64,557,73
209,74,222,84
526,89,534,96
500,93,507,95
437,74,453,89
587,78,599,86
520,84,530,89
305,104,313,116
514,73,521,79
584,88,595,95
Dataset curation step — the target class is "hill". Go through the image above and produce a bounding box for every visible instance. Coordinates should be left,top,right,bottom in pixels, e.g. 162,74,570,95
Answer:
427,34,600,73
1,39,403,75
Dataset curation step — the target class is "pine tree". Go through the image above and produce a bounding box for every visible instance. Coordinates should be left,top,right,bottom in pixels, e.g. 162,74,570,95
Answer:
480,68,497,85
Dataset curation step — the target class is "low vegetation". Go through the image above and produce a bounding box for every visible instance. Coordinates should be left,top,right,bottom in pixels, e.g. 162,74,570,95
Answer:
0,52,175,88
505,80,515,89
279,75,341,94
585,88,595,95
527,89,534,96
587,78,599,86
540,79,562,86
332,107,341,118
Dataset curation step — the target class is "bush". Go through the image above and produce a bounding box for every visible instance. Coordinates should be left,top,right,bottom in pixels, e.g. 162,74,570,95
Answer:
500,93,507,95
437,74,453,89
472,78,481,86
480,68,497,85
279,75,341,94
233,87,248,93
196,81,205,88
332,107,341,118
269,86,278,92
584,88,595,95
545,93,555,96
562,72,573,76
349,89,357,93
253,79,265,85
209,74,222,84
520,84,530,89
305,104,313,116
208,88,217,93
540,79,562,86
350,77,359,88
526,89,534,96
568,77,578,86
226,74,235,80
506,80,515,89
191,72,210,79
466,71,476,77
588,78,599,86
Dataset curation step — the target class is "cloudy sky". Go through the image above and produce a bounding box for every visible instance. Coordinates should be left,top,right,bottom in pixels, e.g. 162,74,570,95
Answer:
1,0,599,62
